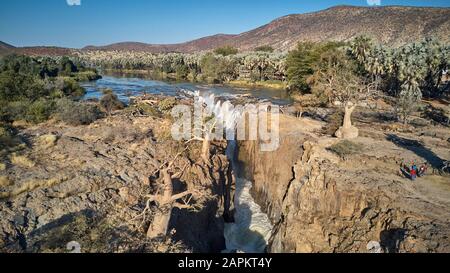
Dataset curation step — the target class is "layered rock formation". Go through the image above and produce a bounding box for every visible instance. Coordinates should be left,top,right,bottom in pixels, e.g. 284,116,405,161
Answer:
238,112,450,253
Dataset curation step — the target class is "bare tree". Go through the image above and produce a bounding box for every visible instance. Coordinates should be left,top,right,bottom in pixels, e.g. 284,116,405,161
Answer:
143,151,205,239
146,167,194,238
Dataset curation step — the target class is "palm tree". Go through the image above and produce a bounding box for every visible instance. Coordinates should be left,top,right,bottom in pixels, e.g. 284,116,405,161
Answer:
351,36,373,63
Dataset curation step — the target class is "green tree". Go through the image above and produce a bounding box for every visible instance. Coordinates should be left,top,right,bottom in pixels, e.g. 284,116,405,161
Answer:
308,49,367,139
350,36,373,64
287,42,344,94
59,56,78,76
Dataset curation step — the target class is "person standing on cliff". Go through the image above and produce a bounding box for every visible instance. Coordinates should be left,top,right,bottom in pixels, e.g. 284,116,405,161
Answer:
411,163,418,181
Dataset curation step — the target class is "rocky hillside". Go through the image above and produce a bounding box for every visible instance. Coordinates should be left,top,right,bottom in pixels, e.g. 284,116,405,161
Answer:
84,5,450,53
83,34,236,53
0,41,15,56
0,97,229,253
0,43,74,57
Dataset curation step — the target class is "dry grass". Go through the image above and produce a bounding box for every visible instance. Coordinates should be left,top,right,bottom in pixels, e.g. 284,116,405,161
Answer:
0,162,6,171
0,176,67,200
0,176,13,187
9,153,35,168
37,134,58,149
328,140,364,158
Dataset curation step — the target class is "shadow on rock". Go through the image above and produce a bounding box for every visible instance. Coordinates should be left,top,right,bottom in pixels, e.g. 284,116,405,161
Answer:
380,228,407,253
386,134,445,169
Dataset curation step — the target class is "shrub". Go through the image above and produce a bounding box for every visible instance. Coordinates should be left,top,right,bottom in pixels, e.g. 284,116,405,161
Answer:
175,64,189,80
214,46,238,56
72,71,102,82
158,98,177,112
57,77,86,98
55,98,102,126
324,109,344,135
9,152,35,168
26,98,55,124
37,134,58,149
328,140,364,158
128,103,161,117
0,124,21,151
99,89,125,115
0,176,12,187
6,100,30,122
254,45,274,53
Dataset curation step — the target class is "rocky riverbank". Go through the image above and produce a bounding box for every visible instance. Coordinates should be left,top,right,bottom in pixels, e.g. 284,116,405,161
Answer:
1,93,449,253
238,106,450,253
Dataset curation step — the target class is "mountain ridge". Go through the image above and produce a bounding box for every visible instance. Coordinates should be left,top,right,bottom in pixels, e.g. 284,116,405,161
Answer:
2,5,449,55
81,5,450,53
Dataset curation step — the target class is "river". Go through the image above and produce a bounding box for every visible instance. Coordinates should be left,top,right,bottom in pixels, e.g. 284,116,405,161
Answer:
81,73,292,105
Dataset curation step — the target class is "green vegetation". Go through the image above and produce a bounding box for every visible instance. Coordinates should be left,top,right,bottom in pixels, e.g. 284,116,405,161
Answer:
99,89,125,116
254,45,274,53
286,41,346,94
214,46,238,56
0,54,101,125
287,37,448,125
77,50,287,84
55,98,102,126
158,97,177,112
200,53,237,83
328,140,364,158
77,37,448,127
350,36,449,124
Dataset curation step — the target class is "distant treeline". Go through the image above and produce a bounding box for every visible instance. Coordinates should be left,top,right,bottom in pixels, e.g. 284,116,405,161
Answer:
0,55,102,124
77,47,288,84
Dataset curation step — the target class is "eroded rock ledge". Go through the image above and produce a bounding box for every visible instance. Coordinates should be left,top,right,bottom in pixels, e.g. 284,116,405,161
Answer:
238,114,450,253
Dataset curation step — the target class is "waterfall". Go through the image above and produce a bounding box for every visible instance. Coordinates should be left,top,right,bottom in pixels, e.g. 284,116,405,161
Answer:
224,141,273,253
186,89,273,253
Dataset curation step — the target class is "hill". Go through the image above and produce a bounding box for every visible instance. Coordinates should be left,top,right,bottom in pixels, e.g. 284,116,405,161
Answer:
3,5,450,55
84,5,450,53
0,41,15,55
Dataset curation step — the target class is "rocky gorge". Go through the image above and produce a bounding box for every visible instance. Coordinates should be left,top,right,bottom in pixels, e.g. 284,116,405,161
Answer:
1,92,450,253
239,107,450,253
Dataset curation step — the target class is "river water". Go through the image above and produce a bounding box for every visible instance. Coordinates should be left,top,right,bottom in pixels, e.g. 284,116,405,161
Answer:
81,73,291,105
224,141,273,253
81,73,279,253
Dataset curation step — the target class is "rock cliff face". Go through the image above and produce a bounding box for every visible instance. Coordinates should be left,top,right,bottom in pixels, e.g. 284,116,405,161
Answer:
238,115,450,253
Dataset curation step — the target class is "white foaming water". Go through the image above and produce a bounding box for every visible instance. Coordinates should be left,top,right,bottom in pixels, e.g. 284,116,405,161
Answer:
224,176,273,253
190,91,273,253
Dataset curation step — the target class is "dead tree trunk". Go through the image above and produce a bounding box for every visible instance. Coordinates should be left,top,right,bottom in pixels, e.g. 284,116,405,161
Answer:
147,168,173,238
146,168,193,239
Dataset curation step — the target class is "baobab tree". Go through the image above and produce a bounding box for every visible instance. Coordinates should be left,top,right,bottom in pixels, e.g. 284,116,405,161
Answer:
309,49,372,139
145,156,205,239
146,167,192,238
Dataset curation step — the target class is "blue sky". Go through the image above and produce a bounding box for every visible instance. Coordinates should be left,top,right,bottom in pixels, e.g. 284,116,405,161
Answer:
0,0,449,48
